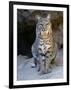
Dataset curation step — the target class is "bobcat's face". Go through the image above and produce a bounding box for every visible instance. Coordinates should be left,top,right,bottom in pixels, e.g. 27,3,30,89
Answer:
36,14,51,32
36,15,52,39
37,18,50,32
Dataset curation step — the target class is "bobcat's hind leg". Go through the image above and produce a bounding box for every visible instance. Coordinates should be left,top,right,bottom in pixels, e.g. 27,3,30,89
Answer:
51,58,56,64
50,58,57,69
37,60,40,72
31,58,37,68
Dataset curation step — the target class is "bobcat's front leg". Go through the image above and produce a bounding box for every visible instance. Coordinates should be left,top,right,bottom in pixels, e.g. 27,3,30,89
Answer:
39,56,46,75
45,58,52,73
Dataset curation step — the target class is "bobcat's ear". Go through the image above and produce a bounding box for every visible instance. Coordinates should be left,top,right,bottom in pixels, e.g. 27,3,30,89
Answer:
47,14,51,21
35,15,41,21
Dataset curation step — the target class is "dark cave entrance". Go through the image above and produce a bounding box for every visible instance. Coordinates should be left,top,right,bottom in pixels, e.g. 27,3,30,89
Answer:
17,19,36,57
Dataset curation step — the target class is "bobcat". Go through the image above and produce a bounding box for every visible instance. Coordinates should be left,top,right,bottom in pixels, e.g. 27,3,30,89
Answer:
31,14,57,74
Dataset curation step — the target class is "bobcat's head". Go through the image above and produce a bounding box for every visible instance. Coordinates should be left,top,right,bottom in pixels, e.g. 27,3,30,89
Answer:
36,14,52,39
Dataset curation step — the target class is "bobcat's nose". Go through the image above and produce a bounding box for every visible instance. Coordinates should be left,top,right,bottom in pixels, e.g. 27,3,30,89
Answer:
41,29,44,31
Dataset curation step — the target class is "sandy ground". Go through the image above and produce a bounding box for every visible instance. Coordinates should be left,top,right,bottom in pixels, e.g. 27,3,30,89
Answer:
17,49,63,80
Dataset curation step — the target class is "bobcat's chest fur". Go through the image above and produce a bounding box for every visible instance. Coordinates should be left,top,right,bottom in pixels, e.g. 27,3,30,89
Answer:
38,24,57,60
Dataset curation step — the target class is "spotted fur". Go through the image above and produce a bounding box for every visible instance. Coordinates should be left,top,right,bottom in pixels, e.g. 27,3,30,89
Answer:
32,14,57,74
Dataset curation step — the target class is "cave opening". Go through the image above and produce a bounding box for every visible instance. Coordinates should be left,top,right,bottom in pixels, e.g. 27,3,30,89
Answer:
17,12,36,57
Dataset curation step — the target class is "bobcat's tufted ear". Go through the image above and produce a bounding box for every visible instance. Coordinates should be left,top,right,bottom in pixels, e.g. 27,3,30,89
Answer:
35,15,41,21
47,14,51,21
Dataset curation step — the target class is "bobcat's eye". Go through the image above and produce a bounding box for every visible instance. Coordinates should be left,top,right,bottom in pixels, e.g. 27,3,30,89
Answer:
46,23,49,26
38,24,43,30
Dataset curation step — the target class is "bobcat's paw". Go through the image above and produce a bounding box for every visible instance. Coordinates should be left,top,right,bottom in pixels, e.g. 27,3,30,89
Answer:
47,68,52,73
